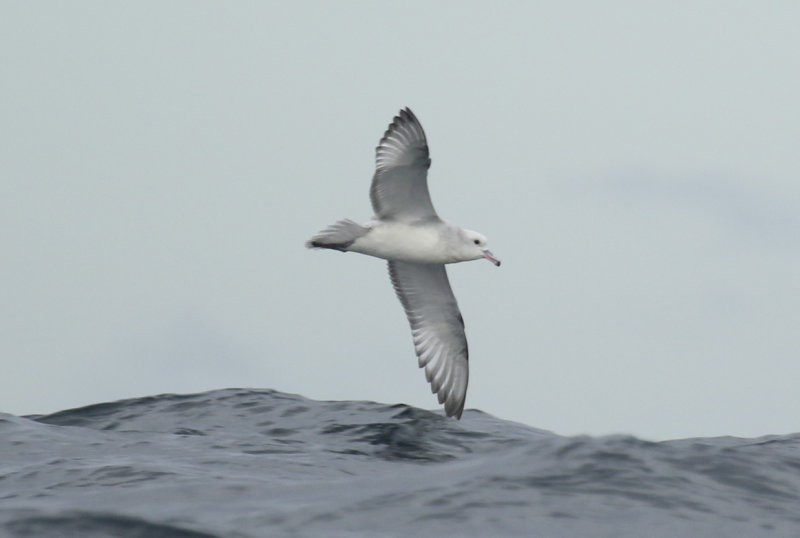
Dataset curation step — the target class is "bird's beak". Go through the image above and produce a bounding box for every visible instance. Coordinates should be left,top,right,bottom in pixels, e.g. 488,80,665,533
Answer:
482,250,501,267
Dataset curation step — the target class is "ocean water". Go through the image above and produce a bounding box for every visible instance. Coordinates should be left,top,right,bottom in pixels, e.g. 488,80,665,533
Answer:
1,389,799,537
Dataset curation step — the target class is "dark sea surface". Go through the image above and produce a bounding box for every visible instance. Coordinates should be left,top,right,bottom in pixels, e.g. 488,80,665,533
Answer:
1,388,799,537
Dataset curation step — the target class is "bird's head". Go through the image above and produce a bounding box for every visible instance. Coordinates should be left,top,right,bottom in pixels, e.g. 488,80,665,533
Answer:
462,230,501,266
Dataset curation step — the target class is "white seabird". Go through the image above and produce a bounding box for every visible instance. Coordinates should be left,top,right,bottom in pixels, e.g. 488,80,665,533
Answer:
306,108,500,419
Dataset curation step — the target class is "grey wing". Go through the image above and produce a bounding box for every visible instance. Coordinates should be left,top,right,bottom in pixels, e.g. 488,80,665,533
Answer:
388,260,469,419
370,108,439,222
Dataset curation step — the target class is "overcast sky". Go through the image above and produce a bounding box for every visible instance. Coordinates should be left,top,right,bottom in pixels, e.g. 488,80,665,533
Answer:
2,2,799,441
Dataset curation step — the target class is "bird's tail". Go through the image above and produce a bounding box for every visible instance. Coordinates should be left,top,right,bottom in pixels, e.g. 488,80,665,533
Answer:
305,219,369,252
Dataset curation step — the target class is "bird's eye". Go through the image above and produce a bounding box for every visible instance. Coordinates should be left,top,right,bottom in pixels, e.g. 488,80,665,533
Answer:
473,239,480,245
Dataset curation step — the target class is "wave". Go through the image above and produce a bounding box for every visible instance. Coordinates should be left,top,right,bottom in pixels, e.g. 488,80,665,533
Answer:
2,388,799,537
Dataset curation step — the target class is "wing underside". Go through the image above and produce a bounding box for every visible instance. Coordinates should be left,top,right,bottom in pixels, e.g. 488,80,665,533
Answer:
370,108,438,222
388,260,469,418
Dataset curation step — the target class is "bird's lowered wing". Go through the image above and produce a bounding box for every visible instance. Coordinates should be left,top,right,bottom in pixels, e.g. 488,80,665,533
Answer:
388,260,469,418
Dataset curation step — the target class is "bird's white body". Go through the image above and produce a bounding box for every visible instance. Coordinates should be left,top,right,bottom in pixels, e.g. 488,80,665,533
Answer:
349,221,480,265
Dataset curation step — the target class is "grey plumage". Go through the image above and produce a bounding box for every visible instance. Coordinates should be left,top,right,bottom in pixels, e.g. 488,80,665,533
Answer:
370,108,438,222
305,219,370,251
388,260,469,419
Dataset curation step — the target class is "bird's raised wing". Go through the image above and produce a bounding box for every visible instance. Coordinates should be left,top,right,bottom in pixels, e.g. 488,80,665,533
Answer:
370,108,439,222
388,260,469,418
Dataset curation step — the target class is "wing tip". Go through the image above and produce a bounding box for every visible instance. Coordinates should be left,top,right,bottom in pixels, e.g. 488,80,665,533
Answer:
445,398,466,420
441,382,466,420
374,107,429,166
398,106,419,125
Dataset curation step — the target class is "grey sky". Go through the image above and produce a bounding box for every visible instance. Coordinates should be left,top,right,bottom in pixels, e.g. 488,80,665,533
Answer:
2,2,799,440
